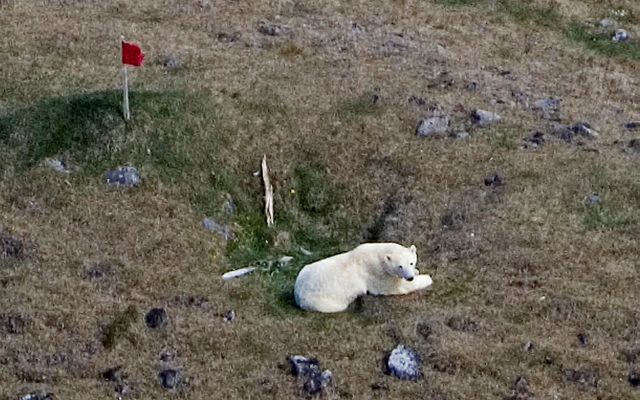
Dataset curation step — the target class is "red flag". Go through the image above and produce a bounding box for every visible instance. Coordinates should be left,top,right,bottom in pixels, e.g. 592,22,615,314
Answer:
122,41,144,67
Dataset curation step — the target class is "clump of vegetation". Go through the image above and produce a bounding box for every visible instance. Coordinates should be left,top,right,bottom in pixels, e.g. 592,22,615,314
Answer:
102,305,138,350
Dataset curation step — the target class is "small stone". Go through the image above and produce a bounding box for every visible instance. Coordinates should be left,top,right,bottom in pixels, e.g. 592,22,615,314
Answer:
584,193,600,207
416,116,450,137
303,370,333,395
450,131,470,140
2,313,27,334
145,308,168,329
533,97,561,119
571,122,599,138
289,355,320,377
278,255,294,266
524,131,545,148
524,341,534,352
159,368,181,389
628,139,640,152
217,32,241,43
466,81,479,91
163,55,180,70
577,333,589,347
484,174,503,188
223,309,236,323
565,369,599,387
624,122,640,130
105,166,141,187
512,91,529,106
202,218,234,241
19,393,54,400
599,18,615,28
629,370,640,387
471,109,501,127
160,351,175,362
387,345,423,380
613,28,630,42
102,366,126,383
1,234,23,258
257,21,290,36
44,158,71,174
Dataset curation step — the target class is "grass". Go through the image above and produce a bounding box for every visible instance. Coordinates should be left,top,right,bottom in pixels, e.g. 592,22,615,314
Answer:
1,0,640,399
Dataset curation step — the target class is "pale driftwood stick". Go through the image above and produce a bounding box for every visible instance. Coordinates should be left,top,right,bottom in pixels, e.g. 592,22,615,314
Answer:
122,65,130,121
261,155,274,227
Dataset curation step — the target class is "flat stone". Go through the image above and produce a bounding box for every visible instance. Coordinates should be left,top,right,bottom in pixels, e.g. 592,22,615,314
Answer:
202,218,234,241
416,116,450,137
613,29,630,42
159,368,181,389
145,308,168,329
471,109,501,127
105,166,141,187
387,345,423,380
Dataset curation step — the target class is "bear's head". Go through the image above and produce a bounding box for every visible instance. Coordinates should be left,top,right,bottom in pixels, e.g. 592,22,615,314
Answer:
383,244,418,281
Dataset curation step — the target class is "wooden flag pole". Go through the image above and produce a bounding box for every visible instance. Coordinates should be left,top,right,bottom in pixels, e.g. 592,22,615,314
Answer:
120,35,130,121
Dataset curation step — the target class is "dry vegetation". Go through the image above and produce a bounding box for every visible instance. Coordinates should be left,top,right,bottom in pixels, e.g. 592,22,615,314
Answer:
1,0,640,399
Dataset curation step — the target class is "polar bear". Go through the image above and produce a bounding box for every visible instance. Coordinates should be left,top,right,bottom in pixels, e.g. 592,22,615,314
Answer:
294,243,433,313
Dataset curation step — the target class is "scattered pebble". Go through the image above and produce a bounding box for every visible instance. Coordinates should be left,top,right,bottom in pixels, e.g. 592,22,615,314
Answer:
628,139,640,152
44,158,71,174
1,313,27,334
257,21,290,36
524,341,534,352
484,174,503,188
577,333,589,347
387,345,423,380
1,233,23,258
202,218,235,241
20,393,54,400
599,18,615,28
523,131,545,149
629,369,640,387
505,376,532,400
552,122,599,142
415,116,450,137
217,32,241,43
223,309,236,323
450,131,470,140
584,193,601,207
565,369,599,387
278,255,294,266
624,122,640,130
102,366,126,383
288,355,333,395
471,109,501,127
466,81,479,91
613,28,630,42
512,91,529,107
145,308,168,329
163,55,180,70
159,368,181,389
533,97,561,120
105,166,141,187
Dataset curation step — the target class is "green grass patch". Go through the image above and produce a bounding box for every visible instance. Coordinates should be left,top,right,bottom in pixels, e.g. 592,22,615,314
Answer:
102,305,138,350
336,93,379,122
564,22,640,61
488,127,518,150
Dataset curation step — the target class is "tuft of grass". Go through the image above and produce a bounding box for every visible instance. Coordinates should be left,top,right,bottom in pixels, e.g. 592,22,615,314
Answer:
102,305,138,350
488,127,518,150
278,42,305,58
336,93,379,121
293,161,342,214
496,0,562,28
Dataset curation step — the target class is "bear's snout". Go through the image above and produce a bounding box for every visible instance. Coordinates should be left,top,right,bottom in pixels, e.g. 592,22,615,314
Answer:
406,276,414,281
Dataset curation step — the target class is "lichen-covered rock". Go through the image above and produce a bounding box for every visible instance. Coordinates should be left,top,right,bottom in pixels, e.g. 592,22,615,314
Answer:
387,345,423,380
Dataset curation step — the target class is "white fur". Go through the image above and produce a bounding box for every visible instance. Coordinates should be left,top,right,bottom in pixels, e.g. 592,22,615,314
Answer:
294,243,433,313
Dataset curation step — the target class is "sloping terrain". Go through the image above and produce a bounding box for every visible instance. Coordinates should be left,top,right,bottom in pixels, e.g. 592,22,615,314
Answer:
1,0,640,399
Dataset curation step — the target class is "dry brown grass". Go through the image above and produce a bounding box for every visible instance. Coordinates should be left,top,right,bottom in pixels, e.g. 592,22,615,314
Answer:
1,0,640,399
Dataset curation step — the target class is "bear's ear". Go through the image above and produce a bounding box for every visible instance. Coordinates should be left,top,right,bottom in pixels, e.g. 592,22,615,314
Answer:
410,245,416,253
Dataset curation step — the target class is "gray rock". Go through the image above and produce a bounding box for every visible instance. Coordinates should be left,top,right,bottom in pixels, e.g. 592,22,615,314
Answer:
20,393,54,400
44,158,71,174
533,97,561,119
577,333,589,347
613,28,630,42
1,313,27,334
628,139,640,152
105,166,141,187
145,308,168,329
387,345,423,380
466,81,479,91
471,109,501,127
624,122,640,130
257,21,290,36
512,91,529,107
163,55,180,70
599,18,615,28
505,376,532,400
416,116,450,137
202,218,235,241
630,370,640,387
484,174,503,188
450,131,470,140
552,122,599,142
1,233,23,258
524,341,534,352
288,355,332,395
159,368,181,389
565,369,599,387
523,131,545,148
585,193,600,207
223,309,236,323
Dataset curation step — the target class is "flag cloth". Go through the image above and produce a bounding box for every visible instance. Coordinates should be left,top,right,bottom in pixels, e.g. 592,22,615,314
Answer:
122,41,144,67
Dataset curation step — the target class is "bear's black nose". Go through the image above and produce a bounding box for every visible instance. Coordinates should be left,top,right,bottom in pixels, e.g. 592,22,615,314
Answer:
407,277,414,281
